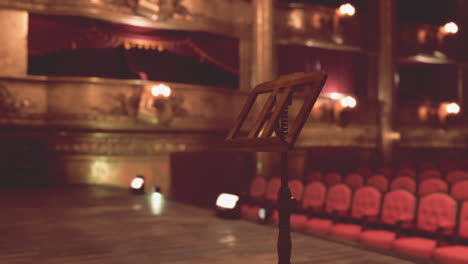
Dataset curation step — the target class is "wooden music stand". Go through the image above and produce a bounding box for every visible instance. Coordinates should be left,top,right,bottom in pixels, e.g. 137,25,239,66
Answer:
221,71,327,264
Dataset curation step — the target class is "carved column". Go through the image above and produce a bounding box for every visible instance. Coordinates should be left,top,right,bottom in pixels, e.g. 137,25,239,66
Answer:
0,10,28,76
252,0,275,86
377,0,396,166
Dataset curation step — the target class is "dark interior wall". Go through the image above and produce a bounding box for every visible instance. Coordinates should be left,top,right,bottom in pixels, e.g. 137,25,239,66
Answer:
170,152,254,208
396,147,467,166
305,147,378,174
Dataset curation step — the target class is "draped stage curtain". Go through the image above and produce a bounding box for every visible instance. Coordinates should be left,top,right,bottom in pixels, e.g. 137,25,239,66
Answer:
28,14,239,88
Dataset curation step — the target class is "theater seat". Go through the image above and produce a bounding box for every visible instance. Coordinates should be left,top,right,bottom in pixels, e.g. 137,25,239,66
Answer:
241,204,261,221
305,218,333,234
290,214,308,230
359,189,416,249
330,186,381,241
433,201,468,264
330,223,361,240
359,230,396,249
290,181,327,230
304,184,352,234
433,246,468,264
392,237,437,258
391,193,457,259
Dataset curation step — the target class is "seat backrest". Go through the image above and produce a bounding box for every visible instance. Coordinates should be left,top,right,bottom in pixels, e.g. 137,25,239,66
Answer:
395,168,416,179
302,181,327,209
418,178,448,196
450,180,468,200
457,201,468,240
446,170,468,184
288,179,304,202
324,172,342,187
418,169,442,181
376,167,392,179
350,186,382,220
344,173,364,190
367,174,389,192
390,176,417,193
264,177,281,202
381,189,416,225
305,170,323,183
416,193,457,233
324,184,352,214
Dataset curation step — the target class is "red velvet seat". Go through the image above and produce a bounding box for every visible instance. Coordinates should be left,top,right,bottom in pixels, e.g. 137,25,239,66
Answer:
242,177,280,222
367,174,389,192
272,179,304,225
359,189,416,249
450,180,468,200
390,176,416,193
391,192,457,258
446,170,468,184
324,172,342,187
433,201,468,264
304,184,352,235
330,186,382,241
344,173,364,190
241,177,267,221
290,181,327,230
418,178,448,196
392,238,437,258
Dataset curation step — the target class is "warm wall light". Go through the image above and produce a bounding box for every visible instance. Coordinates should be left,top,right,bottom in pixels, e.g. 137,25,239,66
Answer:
151,84,171,97
340,96,357,108
446,102,460,114
443,22,458,34
288,9,304,30
338,3,356,17
438,102,461,128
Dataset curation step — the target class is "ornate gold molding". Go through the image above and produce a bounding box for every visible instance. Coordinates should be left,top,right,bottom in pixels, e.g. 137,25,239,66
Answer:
0,0,251,38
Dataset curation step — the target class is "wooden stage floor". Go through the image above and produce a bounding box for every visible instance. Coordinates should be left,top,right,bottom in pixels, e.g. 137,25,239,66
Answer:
0,186,432,264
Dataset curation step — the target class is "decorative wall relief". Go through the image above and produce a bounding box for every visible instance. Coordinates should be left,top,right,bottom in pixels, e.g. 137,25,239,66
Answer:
0,83,32,114
91,88,142,117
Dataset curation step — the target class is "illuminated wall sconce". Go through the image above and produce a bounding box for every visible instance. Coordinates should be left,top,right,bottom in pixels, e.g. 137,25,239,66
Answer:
437,21,459,45
333,3,356,44
337,3,356,17
438,102,461,128
288,9,304,30
138,83,173,125
323,93,358,127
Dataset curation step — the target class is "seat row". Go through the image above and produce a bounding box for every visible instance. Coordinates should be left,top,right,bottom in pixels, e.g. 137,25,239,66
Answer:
241,177,468,264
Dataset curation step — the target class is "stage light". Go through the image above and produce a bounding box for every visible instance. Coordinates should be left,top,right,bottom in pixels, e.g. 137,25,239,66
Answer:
131,175,145,195
151,83,171,97
340,96,357,108
258,208,266,220
443,22,458,34
215,193,241,219
150,191,165,215
338,3,355,17
216,193,239,209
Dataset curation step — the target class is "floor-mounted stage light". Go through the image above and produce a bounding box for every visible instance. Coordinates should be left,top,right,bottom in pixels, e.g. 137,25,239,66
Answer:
131,175,145,195
215,193,240,219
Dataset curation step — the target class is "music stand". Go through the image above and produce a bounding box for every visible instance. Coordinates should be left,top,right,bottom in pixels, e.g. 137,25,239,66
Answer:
220,71,327,264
